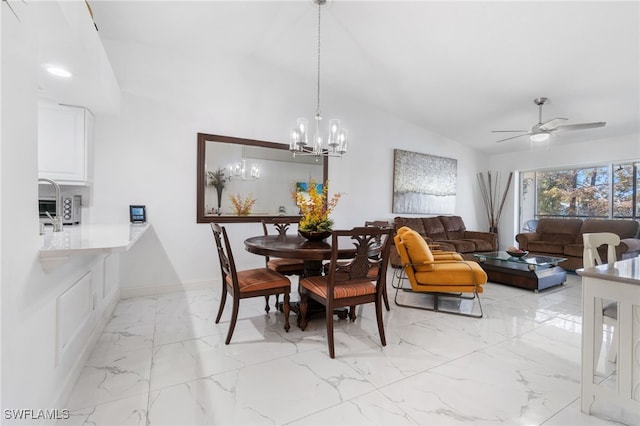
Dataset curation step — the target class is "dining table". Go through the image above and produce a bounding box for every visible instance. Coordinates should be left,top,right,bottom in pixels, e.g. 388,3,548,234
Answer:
244,234,356,274
244,234,356,322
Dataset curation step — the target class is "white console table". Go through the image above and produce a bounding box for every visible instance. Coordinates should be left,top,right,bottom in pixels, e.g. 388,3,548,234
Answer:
577,256,640,419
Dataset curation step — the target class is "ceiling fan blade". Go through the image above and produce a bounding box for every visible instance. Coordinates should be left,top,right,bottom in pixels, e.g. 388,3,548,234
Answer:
554,122,606,132
496,133,531,143
538,117,568,130
491,130,528,133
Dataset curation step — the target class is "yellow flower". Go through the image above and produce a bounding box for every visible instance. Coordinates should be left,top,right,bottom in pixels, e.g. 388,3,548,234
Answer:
229,193,256,215
293,179,341,232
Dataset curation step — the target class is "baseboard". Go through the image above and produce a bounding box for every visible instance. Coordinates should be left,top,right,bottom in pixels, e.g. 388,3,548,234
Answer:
45,289,120,425
119,279,217,299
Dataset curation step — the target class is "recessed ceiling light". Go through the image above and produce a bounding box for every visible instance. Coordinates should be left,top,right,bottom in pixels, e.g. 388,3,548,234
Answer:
46,66,72,78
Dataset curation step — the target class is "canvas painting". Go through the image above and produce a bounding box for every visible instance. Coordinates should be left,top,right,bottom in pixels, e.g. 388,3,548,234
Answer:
393,149,457,214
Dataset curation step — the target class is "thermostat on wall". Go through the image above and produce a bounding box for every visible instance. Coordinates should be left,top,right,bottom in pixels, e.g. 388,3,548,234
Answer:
129,205,146,223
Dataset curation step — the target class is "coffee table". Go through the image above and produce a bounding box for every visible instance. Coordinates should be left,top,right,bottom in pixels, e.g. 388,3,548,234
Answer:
473,251,567,292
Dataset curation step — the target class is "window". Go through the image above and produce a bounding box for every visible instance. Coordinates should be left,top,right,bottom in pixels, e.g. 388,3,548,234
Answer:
519,162,639,228
613,163,639,218
536,166,609,217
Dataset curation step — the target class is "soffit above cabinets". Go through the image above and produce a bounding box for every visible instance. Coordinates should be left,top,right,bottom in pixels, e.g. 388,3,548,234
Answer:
35,1,121,115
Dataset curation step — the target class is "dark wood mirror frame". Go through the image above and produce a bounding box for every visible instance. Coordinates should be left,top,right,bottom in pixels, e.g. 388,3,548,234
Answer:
196,133,328,223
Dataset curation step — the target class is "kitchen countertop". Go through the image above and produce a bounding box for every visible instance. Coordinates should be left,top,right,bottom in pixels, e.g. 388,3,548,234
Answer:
40,223,150,260
576,255,640,285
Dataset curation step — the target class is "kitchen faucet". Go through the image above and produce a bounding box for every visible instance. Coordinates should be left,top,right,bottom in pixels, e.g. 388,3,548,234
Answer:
38,178,63,232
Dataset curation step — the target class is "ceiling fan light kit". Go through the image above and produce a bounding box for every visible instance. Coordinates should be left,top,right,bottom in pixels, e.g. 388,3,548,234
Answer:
529,132,550,142
493,97,606,145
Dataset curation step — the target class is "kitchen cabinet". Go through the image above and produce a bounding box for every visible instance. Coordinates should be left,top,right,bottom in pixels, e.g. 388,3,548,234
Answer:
38,103,94,185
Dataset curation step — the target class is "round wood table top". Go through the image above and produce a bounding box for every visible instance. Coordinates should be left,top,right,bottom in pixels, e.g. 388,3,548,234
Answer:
244,235,337,261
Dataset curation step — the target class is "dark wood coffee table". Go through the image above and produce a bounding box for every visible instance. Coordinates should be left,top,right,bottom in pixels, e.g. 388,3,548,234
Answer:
473,251,567,292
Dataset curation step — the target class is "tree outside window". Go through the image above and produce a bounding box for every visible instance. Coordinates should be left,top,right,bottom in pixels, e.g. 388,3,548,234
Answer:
527,162,638,221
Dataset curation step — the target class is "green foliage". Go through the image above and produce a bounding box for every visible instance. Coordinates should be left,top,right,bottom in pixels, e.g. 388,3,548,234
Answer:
536,162,638,218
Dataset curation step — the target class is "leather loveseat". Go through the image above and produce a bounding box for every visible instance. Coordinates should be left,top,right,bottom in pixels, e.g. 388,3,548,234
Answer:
391,215,497,265
516,218,640,271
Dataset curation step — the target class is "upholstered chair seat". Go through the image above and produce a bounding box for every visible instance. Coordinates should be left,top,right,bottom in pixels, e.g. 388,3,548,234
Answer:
394,226,487,317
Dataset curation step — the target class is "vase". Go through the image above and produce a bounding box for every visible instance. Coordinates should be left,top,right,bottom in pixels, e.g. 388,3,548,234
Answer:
298,230,331,241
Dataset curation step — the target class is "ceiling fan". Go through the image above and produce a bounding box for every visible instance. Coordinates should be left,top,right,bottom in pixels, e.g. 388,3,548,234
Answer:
493,97,606,143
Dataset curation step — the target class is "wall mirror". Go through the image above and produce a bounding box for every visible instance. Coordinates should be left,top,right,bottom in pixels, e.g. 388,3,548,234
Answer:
197,133,327,223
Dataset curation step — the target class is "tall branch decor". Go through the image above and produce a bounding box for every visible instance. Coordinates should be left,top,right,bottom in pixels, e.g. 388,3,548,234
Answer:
477,171,513,234
207,168,226,214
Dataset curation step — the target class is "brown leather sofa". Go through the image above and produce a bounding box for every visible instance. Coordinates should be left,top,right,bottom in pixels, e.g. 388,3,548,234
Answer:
516,218,640,270
391,215,498,264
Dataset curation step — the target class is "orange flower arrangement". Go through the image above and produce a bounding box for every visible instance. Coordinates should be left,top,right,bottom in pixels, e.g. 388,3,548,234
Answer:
293,179,341,232
229,193,256,216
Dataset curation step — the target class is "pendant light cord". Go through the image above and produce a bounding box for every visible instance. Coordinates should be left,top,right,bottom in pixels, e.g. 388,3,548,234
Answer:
316,0,322,118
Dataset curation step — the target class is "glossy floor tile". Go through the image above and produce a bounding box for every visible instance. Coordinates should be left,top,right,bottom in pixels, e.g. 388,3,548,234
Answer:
59,273,638,425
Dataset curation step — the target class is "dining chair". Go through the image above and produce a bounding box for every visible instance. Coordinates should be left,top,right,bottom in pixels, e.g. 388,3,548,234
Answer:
364,220,394,311
583,232,620,365
261,218,306,310
394,226,486,318
298,226,394,358
211,223,291,344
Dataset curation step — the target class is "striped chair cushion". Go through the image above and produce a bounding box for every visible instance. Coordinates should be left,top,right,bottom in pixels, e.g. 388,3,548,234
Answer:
301,276,376,299
226,268,290,292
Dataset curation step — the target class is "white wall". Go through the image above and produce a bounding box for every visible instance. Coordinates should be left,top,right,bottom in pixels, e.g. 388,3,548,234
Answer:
1,4,121,418
90,38,488,294
488,134,640,249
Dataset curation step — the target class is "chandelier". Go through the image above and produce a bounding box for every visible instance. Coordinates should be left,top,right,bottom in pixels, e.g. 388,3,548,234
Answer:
289,0,348,158
227,159,260,180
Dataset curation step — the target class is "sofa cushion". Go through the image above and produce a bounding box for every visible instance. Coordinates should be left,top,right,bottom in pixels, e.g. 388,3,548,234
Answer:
536,218,583,244
422,217,448,241
563,243,584,258
466,238,495,252
528,241,566,255
580,219,639,241
394,217,426,237
445,239,476,253
439,215,467,240
431,241,457,252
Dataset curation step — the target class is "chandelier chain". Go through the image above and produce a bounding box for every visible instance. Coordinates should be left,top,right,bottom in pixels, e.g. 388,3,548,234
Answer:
316,0,322,117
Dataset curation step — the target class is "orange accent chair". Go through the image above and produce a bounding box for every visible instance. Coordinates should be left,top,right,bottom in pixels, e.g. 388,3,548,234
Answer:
211,223,291,344
394,226,486,318
390,227,464,289
299,226,394,358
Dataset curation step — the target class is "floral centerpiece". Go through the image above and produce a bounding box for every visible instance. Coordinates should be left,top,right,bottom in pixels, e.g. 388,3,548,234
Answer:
293,179,341,240
229,193,256,216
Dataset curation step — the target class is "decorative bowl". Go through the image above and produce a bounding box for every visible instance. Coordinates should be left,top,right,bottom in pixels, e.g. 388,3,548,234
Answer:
506,250,529,258
299,230,332,241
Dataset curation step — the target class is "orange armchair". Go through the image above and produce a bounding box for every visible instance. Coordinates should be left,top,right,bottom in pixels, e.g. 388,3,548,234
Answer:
394,227,487,318
391,226,464,289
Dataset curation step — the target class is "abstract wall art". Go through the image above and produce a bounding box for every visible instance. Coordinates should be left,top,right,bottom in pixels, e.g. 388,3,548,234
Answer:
392,149,457,214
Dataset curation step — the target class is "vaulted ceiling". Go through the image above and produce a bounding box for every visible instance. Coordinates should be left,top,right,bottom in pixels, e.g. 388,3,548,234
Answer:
87,1,640,154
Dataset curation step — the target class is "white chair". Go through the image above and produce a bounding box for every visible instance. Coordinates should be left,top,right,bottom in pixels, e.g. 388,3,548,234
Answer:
582,232,619,366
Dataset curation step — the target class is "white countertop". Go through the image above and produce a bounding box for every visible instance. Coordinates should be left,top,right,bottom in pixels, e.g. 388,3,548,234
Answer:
40,223,150,259
576,255,640,285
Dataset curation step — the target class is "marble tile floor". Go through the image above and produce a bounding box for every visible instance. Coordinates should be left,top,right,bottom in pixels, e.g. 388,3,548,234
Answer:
59,273,639,426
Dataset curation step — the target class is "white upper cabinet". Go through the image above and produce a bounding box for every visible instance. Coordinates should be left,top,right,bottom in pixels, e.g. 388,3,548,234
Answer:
38,103,94,185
